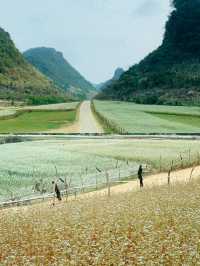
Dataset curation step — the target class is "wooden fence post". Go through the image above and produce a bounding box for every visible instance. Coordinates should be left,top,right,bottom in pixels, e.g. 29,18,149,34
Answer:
189,167,195,181
106,172,111,197
74,189,77,199
95,175,98,191
168,170,171,185
197,152,200,165
168,160,174,185
188,149,191,165
179,153,183,168
159,155,162,172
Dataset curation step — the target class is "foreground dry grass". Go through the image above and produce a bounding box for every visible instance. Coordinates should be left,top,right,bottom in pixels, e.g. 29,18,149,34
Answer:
1,179,200,265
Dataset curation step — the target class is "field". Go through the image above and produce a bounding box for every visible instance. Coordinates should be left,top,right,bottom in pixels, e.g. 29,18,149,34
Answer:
22,102,79,111
0,110,76,133
0,102,79,133
93,100,200,133
1,176,200,264
0,138,200,201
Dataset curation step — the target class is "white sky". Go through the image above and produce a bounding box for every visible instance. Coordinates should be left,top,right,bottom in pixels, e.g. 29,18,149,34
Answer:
0,0,171,83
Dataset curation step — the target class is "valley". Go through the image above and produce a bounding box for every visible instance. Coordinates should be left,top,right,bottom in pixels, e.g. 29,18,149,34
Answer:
0,0,200,264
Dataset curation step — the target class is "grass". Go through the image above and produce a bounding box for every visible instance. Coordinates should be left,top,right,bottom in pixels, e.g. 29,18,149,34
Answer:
0,110,76,133
94,100,200,133
1,178,200,264
22,102,79,111
151,112,200,128
0,101,79,131
0,138,200,201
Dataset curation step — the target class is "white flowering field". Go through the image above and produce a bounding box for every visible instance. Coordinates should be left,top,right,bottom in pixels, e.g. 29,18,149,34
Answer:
94,100,200,133
0,138,200,201
0,102,79,120
0,140,138,201
22,102,79,111
0,109,17,117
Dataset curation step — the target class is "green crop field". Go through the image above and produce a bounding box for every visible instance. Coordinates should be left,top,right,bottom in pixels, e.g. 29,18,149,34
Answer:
0,101,79,133
0,110,76,133
22,101,79,111
94,100,200,133
0,138,199,201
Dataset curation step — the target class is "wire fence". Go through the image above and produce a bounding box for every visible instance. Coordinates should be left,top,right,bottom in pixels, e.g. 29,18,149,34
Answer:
0,165,149,209
0,148,199,209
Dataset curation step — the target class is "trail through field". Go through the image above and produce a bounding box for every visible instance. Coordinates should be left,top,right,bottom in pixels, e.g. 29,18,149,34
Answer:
85,165,200,198
3,165,200,212
53,101,103,133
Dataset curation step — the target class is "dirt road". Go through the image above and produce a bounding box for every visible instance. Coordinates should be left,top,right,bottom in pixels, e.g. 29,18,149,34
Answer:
1,165,200,211
79,165,200,199
53,101,103,134
79,101,103,133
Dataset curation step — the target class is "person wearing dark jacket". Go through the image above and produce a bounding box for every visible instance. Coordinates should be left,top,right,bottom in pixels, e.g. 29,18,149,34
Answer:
138,165,144,188
52,181,62,205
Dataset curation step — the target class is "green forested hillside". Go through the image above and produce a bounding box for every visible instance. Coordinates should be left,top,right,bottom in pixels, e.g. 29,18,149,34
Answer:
24,47,96,100
97,0,200,106
0,28,68,104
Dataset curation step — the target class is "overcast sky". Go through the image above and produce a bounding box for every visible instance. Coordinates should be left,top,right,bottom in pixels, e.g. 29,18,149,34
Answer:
0,0,171,83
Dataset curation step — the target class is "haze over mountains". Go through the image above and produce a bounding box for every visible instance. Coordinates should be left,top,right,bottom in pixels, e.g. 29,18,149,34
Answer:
95,68,124,91
0,28,68,104
1,0,200,106
24,48,96,100
97,0,200,106
0,27,96,104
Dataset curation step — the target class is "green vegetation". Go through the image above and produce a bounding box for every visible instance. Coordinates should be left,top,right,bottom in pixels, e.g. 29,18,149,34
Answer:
23,101,79,111
0,110,76,133
24,47,96,100
0,138,199,201
0,101,79,133
94,100,200,133
0,28,69,103
97,0,200,105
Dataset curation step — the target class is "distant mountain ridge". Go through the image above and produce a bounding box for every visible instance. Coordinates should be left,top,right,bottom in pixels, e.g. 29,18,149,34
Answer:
0,27,68,104
95,68,124,91
97,0,200,106
24,47,96,100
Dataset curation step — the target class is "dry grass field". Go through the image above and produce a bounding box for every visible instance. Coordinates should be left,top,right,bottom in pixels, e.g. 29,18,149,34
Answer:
1,177,200,265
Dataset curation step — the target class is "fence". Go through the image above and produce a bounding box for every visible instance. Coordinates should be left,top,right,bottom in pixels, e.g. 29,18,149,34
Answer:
1,148,199,209
91,101,127,134
0,165,148,209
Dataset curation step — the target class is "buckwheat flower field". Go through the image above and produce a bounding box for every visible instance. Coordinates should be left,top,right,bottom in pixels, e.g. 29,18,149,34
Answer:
0,140,138,201
0,138,200,201
1,179,200,265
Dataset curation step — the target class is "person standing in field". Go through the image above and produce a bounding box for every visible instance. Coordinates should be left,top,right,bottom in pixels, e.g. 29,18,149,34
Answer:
52,180,62,205
138,165,144,188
